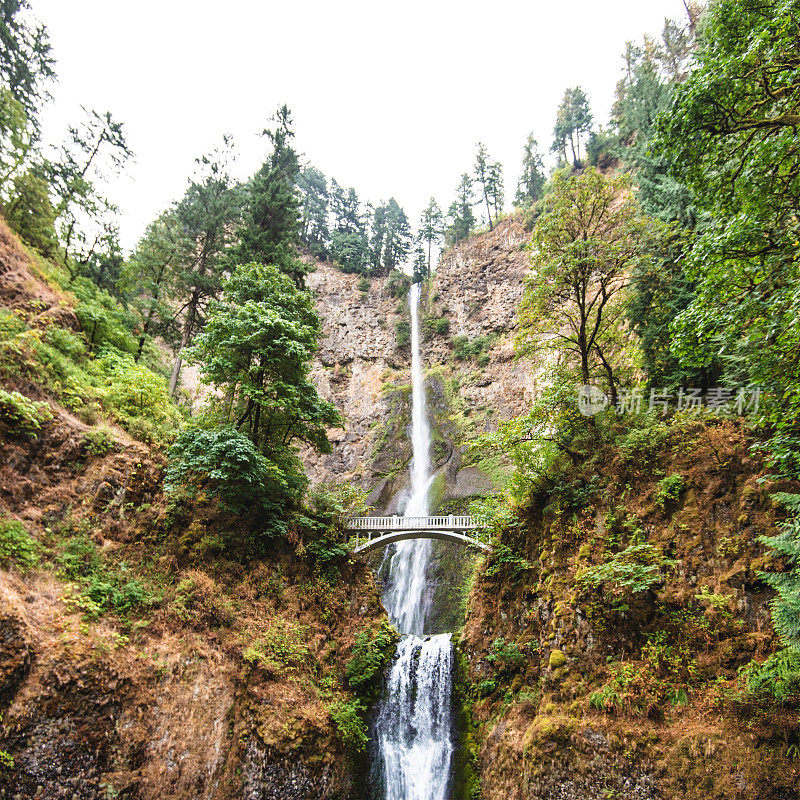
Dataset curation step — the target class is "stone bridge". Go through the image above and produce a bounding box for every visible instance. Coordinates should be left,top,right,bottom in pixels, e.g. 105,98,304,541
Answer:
346,515,490,554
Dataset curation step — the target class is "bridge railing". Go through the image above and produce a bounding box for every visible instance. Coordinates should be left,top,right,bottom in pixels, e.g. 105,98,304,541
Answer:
346,515,478,532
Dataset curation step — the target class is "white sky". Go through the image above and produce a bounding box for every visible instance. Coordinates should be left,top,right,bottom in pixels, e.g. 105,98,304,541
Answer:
33,0,691,253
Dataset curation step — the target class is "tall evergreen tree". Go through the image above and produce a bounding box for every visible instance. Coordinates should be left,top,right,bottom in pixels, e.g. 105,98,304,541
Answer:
297,165,329,254
418,197,444,280
474,142,503,230
444,173,476,246
551,87,593,166
515,134,546,208
167,138,242,395
0,0,55,124
234,105,306,287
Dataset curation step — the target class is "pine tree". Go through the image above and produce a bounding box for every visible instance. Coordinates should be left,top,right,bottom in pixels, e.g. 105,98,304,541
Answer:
167,138,241,395
234,105,306,287
297,166,329,254
551,87,593,166
473,142,497,230
444,174,475,246
418,197,444,280
515,134,546,208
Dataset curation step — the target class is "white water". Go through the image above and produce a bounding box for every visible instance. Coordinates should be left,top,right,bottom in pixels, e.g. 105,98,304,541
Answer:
371,283,455,800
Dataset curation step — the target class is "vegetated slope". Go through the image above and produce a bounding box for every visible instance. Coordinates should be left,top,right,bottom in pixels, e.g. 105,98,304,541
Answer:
457,416,800,800
0,219,393,800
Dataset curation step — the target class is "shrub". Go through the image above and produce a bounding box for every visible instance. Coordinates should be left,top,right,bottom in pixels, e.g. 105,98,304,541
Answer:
487,637,528,675
82,425,116,456
357,276,370,293
578,542,676,597
97,349,180,441
166,425,292,515
0,517,39,570
57,532,152,616
0,388,52,436
327,698,369,751
345,622,396,691
738,648,800,705
615,419,670,470
452,334,495,363
395,319,410,348
387,271,412,299
655,473,685,511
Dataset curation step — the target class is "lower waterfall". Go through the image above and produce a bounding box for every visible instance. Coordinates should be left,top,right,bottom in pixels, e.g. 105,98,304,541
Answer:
370,282,455,800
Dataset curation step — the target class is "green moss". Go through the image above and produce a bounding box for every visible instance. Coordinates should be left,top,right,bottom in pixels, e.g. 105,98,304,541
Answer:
548,649,567,670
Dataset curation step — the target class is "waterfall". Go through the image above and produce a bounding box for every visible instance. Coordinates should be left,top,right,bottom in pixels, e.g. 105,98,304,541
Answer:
371,283,455,800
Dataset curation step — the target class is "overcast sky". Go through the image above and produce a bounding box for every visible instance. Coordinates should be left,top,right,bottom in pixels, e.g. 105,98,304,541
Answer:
33,0,691,253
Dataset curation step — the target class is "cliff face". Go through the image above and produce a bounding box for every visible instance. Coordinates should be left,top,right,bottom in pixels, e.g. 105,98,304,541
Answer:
306,216,536,512
456,418,799,800
0,226,392,800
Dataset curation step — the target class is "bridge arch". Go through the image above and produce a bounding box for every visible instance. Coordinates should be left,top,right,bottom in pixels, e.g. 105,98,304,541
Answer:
346,515,491,555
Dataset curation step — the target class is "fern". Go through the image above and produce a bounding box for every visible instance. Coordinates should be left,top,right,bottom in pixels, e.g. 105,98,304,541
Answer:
759,493,800,649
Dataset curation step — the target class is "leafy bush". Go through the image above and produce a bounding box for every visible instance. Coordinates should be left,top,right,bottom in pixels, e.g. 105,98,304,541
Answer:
97,349,180,441
395,319,410,347
486,637,528,676
82,425,116,456
759,493,800,648
0,517,39,570
423,314,450,340
387,271,412,299
578,542,676,597
452,334,495,365
327,697,369,751
0,388,52,436
738,648,800,705
243,618,310,673
357,276,370,293
57,533,152,616
166,425,291,515
615,418,670,470
655,473,685,511
345,622,396,691
483,543,532,579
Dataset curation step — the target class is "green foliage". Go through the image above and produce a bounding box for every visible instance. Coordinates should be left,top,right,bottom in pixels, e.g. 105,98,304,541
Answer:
615,417,670,470
578,542,676,597
395,318,410,348
57,533,152,616
739,647,800,705
518,168,660,391
444,173,476,246
242,618,310,672
515,133,546,208
486,637,528,676
654,0,800,478
166,425,290,518
327,697,369,752
299,483,368,563
654,473,685,511
551,85,593,166
190,261,339,459
452,334,494,366
0,387,52,436
97,349,181,442
387,270,412,299
759,493,800,649
82,425,115,456
345,621,396,690
0,516,39,570
483,543,531,580
357,276,370,293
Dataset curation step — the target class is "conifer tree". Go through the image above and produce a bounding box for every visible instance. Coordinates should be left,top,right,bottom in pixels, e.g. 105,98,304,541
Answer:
234,105,307,287
444,173,475,246
418,198,444,280
474,142,503,230
551,87,593,166
515,134,546,208
297,165,329,254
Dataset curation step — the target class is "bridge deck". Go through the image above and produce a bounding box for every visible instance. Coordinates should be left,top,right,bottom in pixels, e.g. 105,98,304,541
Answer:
346,515,490,554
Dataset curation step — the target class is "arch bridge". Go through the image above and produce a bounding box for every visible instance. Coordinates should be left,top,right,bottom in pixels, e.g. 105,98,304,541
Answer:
346,515,490,554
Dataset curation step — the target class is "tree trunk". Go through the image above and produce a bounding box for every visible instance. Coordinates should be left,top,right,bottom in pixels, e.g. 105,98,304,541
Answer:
169,297,198,397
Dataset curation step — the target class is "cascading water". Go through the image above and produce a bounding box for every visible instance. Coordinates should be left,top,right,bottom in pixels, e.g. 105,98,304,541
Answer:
370,283,455,800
